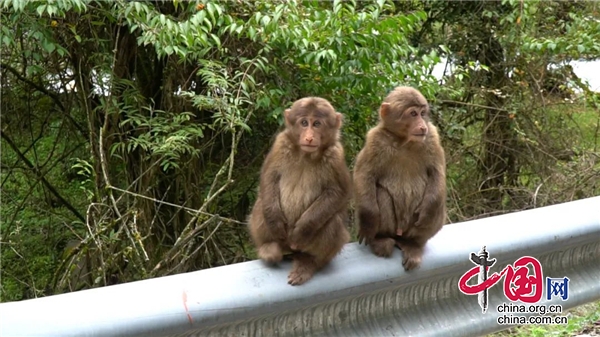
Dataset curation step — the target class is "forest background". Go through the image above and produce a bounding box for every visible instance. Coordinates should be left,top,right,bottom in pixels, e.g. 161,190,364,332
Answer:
1,0,599,320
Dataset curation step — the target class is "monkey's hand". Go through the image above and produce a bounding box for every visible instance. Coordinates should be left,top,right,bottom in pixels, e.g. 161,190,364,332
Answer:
264,204,288,241
267,220,288,242
413,210,426,227
288,224,314,251
415,165,445,227
358,226,378,245
357,206,380,245
414,198,440,227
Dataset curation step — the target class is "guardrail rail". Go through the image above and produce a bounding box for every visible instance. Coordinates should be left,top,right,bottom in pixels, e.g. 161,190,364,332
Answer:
1,197,599,337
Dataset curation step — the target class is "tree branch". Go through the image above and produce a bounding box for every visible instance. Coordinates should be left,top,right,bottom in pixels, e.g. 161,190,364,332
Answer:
1,63,86,135
439,99,509,112
1,63,65,111
1,129,85,223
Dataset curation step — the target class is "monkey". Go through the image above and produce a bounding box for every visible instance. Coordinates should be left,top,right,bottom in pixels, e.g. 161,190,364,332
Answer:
353,86,446,271
248,97,352,285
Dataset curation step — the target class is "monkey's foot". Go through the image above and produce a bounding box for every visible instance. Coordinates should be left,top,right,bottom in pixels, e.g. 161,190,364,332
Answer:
287,255,317,286
396,242,423,271
258,242,283,264
370,237,395,257
402,255,422,271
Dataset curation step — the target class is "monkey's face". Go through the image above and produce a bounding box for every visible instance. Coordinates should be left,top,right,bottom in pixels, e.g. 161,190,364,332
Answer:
297,117,324,152
285,99,342,153
404,107,429,142
381,103,429,142
294,114,342,152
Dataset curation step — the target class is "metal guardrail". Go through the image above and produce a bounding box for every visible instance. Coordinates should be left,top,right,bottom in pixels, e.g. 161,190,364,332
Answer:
1,197,599,337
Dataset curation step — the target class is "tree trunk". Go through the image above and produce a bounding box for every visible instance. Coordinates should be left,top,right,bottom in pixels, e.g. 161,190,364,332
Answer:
478,35,518,208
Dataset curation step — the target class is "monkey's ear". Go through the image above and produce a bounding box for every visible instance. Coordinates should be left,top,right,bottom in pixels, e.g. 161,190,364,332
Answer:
284,108,292,127
335,112,343,128
379,103,391,119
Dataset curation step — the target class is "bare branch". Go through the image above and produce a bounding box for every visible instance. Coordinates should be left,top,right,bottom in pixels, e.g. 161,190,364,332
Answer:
1,63,86,135
439,99,509,112
107,185,245,225
1,129,85,223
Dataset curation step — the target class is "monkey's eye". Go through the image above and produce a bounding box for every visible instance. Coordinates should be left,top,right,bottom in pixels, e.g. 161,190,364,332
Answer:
313,121,321,127
421,111,427,117
410,111,418,117
301,120,309,127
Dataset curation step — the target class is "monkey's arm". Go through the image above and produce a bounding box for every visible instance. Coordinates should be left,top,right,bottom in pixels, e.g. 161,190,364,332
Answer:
354,150,381,244
259,152,287,240
290,159,352,249
414,163,446,227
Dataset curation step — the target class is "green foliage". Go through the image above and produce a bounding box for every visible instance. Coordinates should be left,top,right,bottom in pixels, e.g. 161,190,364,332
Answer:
499,0,600,58
69,159,94,201
130,112,200,170
1,115,88,301
118,0,440,143
181,59,255,134
245,0,441,133
116,104,206,172
417,0,600,216
0,0,86,56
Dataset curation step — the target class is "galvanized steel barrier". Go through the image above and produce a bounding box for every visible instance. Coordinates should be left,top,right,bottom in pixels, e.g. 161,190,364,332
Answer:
1,197,599,337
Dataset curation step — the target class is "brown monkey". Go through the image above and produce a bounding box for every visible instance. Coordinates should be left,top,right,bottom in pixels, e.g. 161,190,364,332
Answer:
248,97,351,285
354,86,446,271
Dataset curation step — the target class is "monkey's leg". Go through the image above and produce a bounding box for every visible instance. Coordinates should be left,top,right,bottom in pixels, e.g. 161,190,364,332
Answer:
248,200,283,264
395,210,444,270
394,236,425,271
369,186,397,258
288,214,349,285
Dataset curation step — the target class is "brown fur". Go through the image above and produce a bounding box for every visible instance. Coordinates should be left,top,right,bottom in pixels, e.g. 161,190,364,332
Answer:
354,86,447,270
248,97,351,285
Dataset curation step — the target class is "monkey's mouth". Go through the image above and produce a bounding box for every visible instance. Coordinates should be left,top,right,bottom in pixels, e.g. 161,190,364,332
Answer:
412,133,427,137
300,145,319,152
